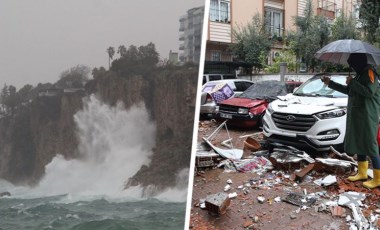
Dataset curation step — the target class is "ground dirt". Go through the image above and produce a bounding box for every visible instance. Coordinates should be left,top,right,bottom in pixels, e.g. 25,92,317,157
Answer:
190,119,380,230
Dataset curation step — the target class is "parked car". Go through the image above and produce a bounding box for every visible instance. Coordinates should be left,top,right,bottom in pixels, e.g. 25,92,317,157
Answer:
262,73,348,152
217,80,302,128
200,79,254,118
202,74,237,85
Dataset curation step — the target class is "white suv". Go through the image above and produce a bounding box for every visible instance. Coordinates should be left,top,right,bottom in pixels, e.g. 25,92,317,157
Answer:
262,73,348,152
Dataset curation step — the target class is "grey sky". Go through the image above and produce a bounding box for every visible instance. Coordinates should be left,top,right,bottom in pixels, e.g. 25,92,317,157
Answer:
0,0,205,89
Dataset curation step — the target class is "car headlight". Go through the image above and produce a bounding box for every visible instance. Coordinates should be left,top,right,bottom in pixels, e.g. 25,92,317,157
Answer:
267,103,274,114
316,109,346,119
238,108,249,114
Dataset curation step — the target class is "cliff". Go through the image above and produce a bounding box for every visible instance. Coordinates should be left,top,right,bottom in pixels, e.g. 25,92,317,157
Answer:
89,67,198,192
0,66,198,192
0,93,83,185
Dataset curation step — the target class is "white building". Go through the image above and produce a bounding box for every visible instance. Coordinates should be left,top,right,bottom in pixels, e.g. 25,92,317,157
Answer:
179,6,204,63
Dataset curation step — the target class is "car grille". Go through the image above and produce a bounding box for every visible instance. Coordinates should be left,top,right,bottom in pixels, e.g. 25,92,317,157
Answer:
219,105,238,114
271,112,317,132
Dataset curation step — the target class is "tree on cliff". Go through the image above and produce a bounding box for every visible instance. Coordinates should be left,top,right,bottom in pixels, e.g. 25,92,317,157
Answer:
111,42,160,77
55,65,91,88
92,66,107,81
117,45,127,57
17,84,33,103
1,85,18,115
1,84,9,103
107,46,115,70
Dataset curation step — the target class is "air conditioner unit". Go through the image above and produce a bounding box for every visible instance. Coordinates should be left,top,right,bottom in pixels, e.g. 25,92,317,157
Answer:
272,51,280,61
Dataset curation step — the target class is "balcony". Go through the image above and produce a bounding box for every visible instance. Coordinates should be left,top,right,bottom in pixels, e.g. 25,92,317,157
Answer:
179,33,185,41
317,0,336,19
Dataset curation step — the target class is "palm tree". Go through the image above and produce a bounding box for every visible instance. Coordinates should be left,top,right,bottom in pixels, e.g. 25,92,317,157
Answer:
106,46,115,69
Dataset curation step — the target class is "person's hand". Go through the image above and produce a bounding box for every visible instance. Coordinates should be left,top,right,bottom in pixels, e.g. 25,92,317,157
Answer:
346,75,352,85
321,76,330,85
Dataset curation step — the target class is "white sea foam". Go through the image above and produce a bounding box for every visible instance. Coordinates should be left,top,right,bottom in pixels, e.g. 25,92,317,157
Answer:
153,168,189,203
5,95,155,199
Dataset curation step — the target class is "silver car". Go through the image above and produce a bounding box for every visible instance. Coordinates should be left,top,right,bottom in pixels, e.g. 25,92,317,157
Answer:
200,79,254,118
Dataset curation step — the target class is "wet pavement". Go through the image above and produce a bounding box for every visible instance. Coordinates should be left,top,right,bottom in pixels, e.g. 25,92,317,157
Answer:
190,120,380,230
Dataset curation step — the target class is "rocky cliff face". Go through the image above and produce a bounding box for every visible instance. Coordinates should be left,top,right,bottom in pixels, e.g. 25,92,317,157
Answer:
90,67,198,192
0,66,198,192
0,93,83,185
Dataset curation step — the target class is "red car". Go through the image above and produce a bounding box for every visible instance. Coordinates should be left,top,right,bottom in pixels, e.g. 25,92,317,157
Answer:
218,80,302,128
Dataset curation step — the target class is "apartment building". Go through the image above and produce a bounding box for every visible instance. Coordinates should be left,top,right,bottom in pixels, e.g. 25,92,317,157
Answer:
179,6,204,63
205,0,360,74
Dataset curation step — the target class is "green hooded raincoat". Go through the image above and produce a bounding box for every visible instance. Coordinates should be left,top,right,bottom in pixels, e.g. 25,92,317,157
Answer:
328,66,380,156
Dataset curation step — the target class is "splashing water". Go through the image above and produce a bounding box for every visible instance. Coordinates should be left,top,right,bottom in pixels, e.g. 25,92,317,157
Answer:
0,95,189,229
11,95,156,199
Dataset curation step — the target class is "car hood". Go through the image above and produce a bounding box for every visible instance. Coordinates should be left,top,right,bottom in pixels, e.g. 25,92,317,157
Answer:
272,94,347,115
220,97,266,108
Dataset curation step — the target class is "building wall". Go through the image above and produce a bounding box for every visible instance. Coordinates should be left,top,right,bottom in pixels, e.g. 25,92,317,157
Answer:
231,0,263,30
179,6,204,63
205,0,361,64
285,0,298,32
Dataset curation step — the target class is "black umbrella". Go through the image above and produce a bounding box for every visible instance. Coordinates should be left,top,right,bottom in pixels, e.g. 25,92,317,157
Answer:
315,39,380,66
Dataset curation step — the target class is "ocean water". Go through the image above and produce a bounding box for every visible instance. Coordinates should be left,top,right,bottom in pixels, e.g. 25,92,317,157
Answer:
0,196,186,230
0,95,189,230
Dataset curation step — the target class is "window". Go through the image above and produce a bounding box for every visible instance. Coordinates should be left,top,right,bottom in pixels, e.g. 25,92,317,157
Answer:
210,0,230,23
265,8,284,37
211,51,221,61
209,75,222,81
234,81,253,92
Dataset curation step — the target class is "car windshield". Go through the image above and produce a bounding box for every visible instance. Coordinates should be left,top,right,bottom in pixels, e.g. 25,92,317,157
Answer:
293,75,347,98
238,81,287,100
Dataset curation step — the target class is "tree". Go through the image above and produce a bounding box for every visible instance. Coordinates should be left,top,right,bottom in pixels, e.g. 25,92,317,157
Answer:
138,42,160,67
110,43,160,77
117,45,127,57
17,84,33,104
230,13,272,73
92,66,107,80
331,12,359,40
55,65,91,88
106,46,115,69
3,85,18,115
359,0,380,44
1,84,9,104
289,0,330,72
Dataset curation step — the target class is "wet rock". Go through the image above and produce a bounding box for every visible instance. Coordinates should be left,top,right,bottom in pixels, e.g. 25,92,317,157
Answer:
0,191,10,197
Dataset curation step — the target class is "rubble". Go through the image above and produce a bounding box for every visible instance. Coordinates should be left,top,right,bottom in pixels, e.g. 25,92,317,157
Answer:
204,192,231,216
314,175,337,186
295,163,315,182
282,192,317,207
192,121,380,229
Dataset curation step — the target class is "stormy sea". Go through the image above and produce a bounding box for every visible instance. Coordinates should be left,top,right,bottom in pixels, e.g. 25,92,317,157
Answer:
0,96,188,230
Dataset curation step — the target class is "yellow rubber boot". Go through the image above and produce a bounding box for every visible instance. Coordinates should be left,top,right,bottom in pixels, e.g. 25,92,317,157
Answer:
348,161,368,181
363,169,380,189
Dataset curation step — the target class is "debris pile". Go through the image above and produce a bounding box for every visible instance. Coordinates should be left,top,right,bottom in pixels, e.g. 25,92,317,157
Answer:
192,122,380,229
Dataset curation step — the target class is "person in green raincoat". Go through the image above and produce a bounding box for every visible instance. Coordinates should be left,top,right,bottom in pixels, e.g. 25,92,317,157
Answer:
322,53,380,189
